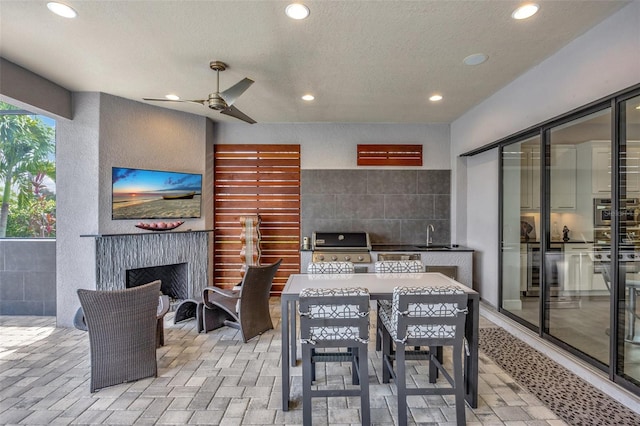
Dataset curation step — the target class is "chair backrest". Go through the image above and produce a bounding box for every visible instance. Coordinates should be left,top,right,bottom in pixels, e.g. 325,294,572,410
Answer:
238,259,282,312
390,286,467,344
298,287,370,345
78,280,162,333
307,261,355,274
374,260,423,273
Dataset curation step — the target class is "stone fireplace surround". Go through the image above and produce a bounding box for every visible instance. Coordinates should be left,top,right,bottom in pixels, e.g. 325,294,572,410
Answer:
91,231,211,299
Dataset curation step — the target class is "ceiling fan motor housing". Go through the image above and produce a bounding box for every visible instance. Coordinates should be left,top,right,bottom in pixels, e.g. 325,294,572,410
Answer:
207,94,227,110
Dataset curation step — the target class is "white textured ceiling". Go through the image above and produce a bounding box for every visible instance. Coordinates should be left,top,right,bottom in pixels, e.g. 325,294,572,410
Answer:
0,0,628,124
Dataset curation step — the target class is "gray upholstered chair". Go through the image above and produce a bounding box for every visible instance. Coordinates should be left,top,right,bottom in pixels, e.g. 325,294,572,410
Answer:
374,260,423,273
378,286,468,426
307,261,355,274
298,287,370,426
77,280,161,393
374,260,423,351
200,259,281,342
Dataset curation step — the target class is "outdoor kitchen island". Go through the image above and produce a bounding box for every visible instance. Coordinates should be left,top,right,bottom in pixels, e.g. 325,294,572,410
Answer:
301,242,474,288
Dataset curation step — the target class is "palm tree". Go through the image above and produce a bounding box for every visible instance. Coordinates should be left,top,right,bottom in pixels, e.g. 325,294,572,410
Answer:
0,102,55,237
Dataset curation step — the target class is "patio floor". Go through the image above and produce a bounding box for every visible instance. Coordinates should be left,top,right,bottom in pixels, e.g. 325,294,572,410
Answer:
1,300,573,425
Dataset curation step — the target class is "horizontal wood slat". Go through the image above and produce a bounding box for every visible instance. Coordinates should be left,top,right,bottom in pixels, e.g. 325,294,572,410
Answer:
215,144,301,154
357,144,423,166
214,145,301,294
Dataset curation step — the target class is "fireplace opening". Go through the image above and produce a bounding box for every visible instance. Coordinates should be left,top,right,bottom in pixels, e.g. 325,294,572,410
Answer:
126,263,188,302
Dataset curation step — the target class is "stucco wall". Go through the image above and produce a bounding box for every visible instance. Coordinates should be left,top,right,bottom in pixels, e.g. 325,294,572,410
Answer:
450,1,640,306
214,122,451,170
55,93,213,327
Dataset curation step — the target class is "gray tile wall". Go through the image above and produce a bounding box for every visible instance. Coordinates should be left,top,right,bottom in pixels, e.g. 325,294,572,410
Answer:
301,170,451,245
0,240,56,316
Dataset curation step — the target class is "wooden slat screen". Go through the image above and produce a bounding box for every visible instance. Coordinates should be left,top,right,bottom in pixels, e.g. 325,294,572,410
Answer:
357,144,423,166
214,144,301,295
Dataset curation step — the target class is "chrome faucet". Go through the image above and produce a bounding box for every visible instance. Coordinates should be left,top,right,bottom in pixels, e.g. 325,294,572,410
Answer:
426,224,435,246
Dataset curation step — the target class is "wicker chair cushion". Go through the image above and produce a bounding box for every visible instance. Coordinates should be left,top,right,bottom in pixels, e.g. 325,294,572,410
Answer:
299,287,369,342
379,286,465,341
307,261,355,274
374,260,423,273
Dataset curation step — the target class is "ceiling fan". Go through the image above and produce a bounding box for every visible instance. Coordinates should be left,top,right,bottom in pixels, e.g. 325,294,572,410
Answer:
144,61,256,124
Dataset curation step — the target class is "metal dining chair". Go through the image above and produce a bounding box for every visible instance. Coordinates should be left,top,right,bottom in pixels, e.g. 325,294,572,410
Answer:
298,287,370,426
374,260,424,351
378,285,468,426
374,260,423,273
307,261,355,274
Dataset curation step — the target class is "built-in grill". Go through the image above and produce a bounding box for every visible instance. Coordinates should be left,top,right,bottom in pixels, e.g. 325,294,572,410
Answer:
311,232,372,263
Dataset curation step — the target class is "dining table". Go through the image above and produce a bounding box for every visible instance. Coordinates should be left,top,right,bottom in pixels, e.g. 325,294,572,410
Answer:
280,272,480,411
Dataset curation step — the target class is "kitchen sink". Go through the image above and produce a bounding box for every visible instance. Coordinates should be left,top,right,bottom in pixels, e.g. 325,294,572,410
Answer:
413,245,452,250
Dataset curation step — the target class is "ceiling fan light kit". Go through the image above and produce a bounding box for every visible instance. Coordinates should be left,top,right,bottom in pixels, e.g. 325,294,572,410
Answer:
143,60,256,124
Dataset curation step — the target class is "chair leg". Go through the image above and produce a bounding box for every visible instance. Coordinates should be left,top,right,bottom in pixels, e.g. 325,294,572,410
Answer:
396,345,408,426
196,302,204,333
429,346,442,383
351,347,359,385
302,345,314,426
201,305,232,333
376,309,382,351
156,317,164,347
359,342,370,426
381,327,392,384
453,343,466,426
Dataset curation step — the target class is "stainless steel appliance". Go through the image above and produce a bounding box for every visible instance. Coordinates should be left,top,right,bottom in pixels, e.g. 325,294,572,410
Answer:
593,198,640,228
311,231,372,263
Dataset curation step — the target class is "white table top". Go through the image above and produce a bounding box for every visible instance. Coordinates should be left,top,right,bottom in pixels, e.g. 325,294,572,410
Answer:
282,272,478,299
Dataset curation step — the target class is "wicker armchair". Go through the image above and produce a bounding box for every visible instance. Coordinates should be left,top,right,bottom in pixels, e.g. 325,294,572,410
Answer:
77,280,161,393
200,259,282,342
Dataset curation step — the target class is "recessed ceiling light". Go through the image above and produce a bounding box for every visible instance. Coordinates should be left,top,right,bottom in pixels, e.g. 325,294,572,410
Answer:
47,2,77,18
429,94,443,102
463,53,488,66
512,3,539,20
285,3,310,20
636,104,640,110
165,94,180,101
301,94,315,101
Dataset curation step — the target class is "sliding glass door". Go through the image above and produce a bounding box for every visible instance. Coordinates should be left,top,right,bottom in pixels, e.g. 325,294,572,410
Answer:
498,84,640,396
619,94,640,385
501,135,540,327
546,109,611,365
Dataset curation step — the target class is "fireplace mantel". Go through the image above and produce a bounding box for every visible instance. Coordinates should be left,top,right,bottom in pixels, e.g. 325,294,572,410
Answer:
88,230,211,298
81,229,213,238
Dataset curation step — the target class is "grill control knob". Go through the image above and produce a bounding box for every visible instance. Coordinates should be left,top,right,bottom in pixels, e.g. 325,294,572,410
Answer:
344,255,351,261
594,254,602,259
331,255,338,261
358,255,364,261
317,255,325,261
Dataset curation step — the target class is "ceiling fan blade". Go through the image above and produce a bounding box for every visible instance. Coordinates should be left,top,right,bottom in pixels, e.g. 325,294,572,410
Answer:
143,98,207,105
220,105,257,124
219,78,254,106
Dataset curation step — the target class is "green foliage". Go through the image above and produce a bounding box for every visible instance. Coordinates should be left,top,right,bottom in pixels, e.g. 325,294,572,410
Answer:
0,101,56,238
6,190,56,238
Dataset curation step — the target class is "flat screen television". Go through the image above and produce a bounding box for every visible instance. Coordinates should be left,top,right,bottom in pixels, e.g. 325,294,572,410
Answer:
112,167,202,220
